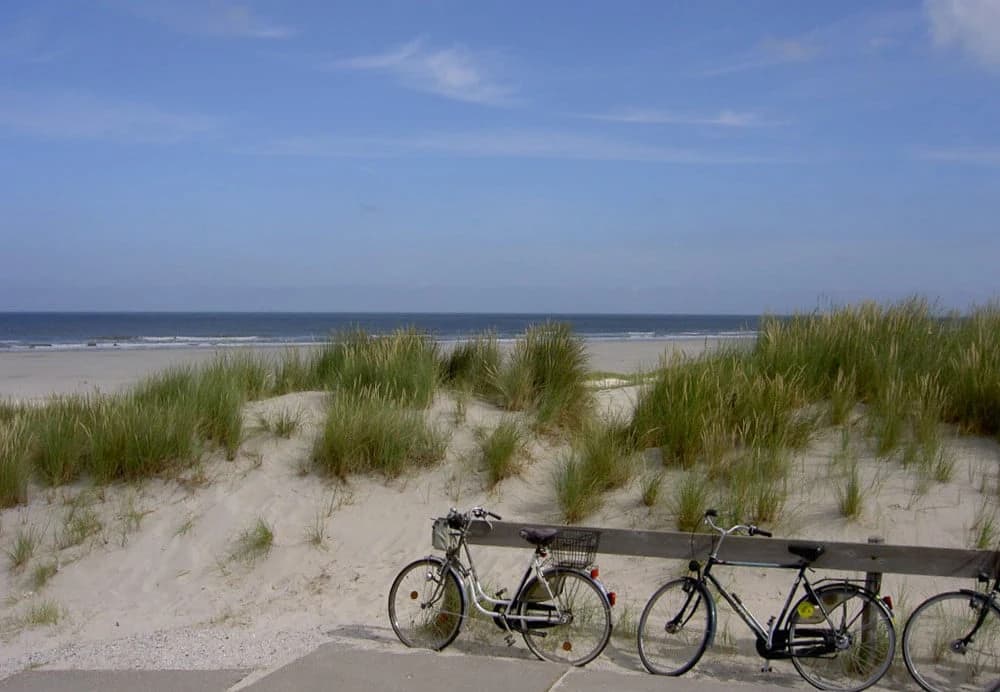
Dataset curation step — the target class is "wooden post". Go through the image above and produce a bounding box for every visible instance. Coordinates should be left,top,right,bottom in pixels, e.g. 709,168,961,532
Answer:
861,536,885,665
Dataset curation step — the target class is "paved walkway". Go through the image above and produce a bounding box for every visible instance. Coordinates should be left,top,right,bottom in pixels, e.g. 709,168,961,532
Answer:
0,645,786,692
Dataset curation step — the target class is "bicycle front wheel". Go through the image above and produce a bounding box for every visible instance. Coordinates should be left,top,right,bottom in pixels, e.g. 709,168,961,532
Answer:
388,557,466,650
903,590,1000,692
516,567,612,666
637,577,715,676
789,584,895,691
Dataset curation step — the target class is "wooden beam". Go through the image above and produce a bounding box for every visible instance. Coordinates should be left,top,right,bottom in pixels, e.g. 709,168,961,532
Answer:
466,521,1000,579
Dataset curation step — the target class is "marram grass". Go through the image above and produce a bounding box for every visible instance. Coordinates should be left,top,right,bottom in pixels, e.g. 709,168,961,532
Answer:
312,389,449,479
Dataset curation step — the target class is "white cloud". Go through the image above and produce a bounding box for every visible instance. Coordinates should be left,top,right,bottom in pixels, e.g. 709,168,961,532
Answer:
926,0,1000,68
113,1,294,39
703,37,820,76
250,130,792,164
584,109,782,127
332,39,514,106
0,90,219,143
917,147,1000,165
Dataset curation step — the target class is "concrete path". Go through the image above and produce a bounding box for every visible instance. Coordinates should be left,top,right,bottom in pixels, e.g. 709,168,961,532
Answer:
0,645,785,692
241,645,779,692
0,669,248,692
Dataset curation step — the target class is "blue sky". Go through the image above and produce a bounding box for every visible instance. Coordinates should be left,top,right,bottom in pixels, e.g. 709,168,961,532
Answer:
1,1,998,313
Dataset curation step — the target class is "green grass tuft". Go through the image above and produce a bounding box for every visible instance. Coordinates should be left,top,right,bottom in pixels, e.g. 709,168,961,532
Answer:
230,517,274,564
442,334,501,396
554,455,602,524
31,562,58,590
479,418,527,487
7,525,41,571
22,600,61,627
312,391,449,479
0,415,31,507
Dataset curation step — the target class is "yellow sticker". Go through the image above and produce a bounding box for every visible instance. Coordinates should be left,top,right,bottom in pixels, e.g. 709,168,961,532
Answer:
797,602,815,619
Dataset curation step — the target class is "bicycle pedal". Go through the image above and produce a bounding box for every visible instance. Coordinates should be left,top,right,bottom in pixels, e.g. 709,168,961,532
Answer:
761,665,773,673
504,634,515,646
495,588,507,598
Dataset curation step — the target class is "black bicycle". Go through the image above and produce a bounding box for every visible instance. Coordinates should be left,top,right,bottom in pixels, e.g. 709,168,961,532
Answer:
902,572,1000,691
388,506,614,666
637,509,896,691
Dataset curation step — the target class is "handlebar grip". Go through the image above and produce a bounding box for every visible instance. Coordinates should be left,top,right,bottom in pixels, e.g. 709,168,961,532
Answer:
756,529,773,538
705,509,718,518
487,511,502,520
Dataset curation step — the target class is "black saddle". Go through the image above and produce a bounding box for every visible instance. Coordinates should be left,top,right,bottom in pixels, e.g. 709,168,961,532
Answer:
788,544,825,563
519,528,558,547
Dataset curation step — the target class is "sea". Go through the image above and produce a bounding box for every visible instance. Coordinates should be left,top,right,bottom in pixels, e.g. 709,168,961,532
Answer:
0,313,761,352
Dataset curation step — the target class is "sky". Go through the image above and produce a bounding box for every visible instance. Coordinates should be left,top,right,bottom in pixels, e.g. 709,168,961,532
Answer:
1,0,999,314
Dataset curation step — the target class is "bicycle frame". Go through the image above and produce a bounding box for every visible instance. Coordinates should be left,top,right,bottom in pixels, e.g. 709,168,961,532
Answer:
699,553,833,656
949,576,1000,652
693,523,857,659
438,521,569,630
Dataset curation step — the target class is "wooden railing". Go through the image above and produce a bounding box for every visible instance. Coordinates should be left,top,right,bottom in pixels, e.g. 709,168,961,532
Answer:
467,521,1000,579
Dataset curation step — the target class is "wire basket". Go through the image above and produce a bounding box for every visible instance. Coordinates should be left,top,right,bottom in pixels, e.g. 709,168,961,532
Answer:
550,529,600,569
431,517,459,551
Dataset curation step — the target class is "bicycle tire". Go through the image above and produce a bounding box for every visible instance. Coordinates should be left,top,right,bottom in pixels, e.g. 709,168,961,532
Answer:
903,590,1000,692
388,557,466,650
788,584,895,691
637,576,716,676
516,567,612,666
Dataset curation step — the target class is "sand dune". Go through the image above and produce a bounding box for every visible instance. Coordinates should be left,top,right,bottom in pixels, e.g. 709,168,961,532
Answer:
1,343,998,688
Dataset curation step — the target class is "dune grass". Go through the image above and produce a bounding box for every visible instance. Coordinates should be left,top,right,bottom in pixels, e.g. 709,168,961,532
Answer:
312,390,449,479
673,471,711,532
837,461,864,519
479,418,527,487
493,323,592,431
332,329,440,408
0,415,31,507
629,299,1000,525
22,600,61,627
257,407,304,438
6,524,41,571
230,517,274,564
442,334,501,396
554,421,634,522
553,455,601,524
31,561,58,590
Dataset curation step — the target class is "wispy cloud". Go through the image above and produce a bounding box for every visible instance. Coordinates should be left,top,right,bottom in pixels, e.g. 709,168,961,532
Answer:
703,9,919,76
703,37,820,76
916,146,1000,165
0,90,220,143
331,39,515,106
583,109,783,127
249,130,792,164
926,0,1000,69
112,0,294,39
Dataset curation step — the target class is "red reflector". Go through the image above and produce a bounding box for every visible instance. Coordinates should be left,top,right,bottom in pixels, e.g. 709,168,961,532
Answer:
608,592,616,607
590,568,599,579
883,596,893,611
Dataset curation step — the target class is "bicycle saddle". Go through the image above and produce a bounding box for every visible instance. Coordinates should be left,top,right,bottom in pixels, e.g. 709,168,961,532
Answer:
519,527,559,547
788,544,825,563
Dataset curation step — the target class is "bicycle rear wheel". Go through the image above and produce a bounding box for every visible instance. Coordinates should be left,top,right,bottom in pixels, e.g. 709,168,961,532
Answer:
903,590,1000,692
516,567,612,666
789,584,895,691
388,557,465,650
637,577,715,676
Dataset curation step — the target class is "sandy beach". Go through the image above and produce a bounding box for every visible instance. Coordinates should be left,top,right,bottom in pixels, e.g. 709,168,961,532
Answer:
0,338,740,402
1,338,997,689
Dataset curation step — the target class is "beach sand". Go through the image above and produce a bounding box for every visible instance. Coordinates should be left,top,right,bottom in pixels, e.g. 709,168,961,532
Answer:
0,338,741,402
1,340,997,688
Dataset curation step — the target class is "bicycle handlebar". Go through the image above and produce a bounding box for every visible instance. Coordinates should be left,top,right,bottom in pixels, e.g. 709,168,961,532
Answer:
446,506,502,528
703,509,771,538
